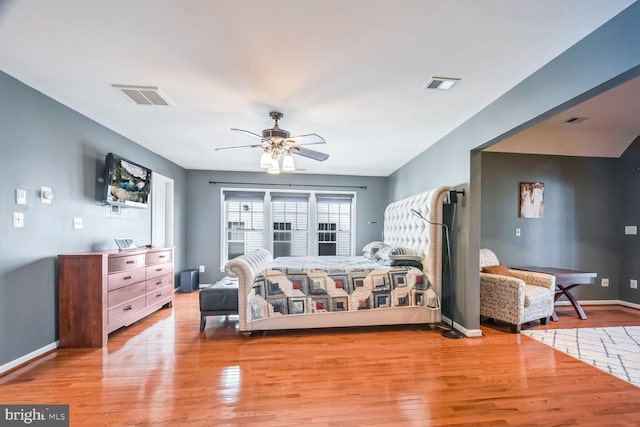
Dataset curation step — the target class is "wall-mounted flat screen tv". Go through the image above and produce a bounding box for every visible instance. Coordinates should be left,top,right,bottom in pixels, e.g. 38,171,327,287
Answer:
103,153,152,208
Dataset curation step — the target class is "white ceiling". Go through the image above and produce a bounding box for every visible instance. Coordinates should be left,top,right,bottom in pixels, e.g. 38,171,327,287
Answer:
486,75,640,157
0,0,635,176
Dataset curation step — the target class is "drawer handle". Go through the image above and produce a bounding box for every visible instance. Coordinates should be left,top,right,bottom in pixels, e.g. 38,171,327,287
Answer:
124,305,133,311
156,268,163,272
156,293,162,298
126,260,136,264
159,255,166,259
123,275,132,280
156,281,162,285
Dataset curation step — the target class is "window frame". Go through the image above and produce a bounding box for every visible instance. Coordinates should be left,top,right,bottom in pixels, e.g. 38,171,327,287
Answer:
315,194,354,257
271,193,310,258
220,187,356,268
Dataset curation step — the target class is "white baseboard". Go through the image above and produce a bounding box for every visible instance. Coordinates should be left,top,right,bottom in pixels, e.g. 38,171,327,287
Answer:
448,300,640,338
555,299,640,310
441,315,483,338
0,341,58,375
617,300,640,310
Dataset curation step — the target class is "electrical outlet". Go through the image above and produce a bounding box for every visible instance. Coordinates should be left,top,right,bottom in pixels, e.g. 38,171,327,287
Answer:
601,278,609,287
199,265,205,273
73,217,83,229
631,279,638,289
515,228,521,237
13,211,24,228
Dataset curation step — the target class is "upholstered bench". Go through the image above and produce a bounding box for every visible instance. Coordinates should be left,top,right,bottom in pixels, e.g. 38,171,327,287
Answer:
199,277,239,331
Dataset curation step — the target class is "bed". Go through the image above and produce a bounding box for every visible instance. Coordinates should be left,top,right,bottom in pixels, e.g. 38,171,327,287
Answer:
224,185,450,336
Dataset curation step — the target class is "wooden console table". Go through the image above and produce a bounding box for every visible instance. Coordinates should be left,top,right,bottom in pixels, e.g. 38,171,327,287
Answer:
58,247,174,348
513,267,597,321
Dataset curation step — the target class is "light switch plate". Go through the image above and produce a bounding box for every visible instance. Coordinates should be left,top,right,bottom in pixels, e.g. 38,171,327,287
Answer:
515,228,521,237
624,225,637,235
16,189,26,205
631,279,638,289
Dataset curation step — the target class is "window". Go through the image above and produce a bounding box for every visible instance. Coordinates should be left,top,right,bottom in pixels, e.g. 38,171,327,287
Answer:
223,192,265,261
271,193,309,257
317,222,337,255
227,220,246,260
316,194,353,256
221,189,355,266
271,194,309,258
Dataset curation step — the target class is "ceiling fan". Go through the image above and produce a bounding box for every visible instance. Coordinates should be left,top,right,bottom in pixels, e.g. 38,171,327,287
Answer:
215,111,329,174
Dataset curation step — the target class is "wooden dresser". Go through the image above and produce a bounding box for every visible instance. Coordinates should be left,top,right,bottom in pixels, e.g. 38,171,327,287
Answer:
58,247,174,348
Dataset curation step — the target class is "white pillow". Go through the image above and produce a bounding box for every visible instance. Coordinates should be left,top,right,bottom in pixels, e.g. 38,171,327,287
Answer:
376,245,422,261
362,241,388,260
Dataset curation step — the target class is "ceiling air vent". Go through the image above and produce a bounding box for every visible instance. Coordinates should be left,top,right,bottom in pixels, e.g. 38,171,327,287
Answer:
112,84,173,106
423,76,460,91
565,117,588,124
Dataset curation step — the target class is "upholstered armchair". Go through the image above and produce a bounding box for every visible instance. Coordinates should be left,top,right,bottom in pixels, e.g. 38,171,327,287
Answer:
479,248,555,333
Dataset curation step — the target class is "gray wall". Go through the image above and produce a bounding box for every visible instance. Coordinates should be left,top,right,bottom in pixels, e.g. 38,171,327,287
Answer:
480,152,620,302
0,71,187,368
388,2,640,331
185,170,388,284
619,136,640,305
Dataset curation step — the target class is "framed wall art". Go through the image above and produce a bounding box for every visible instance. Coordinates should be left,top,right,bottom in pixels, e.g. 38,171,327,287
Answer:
519,182,544,218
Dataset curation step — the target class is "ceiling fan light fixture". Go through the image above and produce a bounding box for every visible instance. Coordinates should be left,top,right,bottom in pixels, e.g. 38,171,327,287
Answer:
219,111,329,173
267,156,280,174
259,150,272,168
282,152,295,172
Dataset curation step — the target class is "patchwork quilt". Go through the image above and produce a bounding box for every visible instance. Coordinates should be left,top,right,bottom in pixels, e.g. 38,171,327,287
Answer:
248,256,438,320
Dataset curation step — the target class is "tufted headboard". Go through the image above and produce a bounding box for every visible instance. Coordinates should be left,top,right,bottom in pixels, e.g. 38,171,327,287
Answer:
383,186,450,296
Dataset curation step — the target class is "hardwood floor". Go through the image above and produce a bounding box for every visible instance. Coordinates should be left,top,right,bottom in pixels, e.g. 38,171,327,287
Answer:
2,294,640,426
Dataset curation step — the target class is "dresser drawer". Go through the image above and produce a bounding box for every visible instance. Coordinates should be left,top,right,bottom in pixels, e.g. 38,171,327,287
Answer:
145,284,173,306
108,268,146,291
146,273,173,292
146,249,172,265
108,295,146,326
146,261,173,279
108,281,146,308
108,254,146,273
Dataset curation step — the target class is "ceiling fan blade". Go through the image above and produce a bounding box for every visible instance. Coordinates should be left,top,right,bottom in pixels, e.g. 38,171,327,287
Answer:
290,146,329,161
286,133,326,146
231,128,266,140
214,143,263,151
